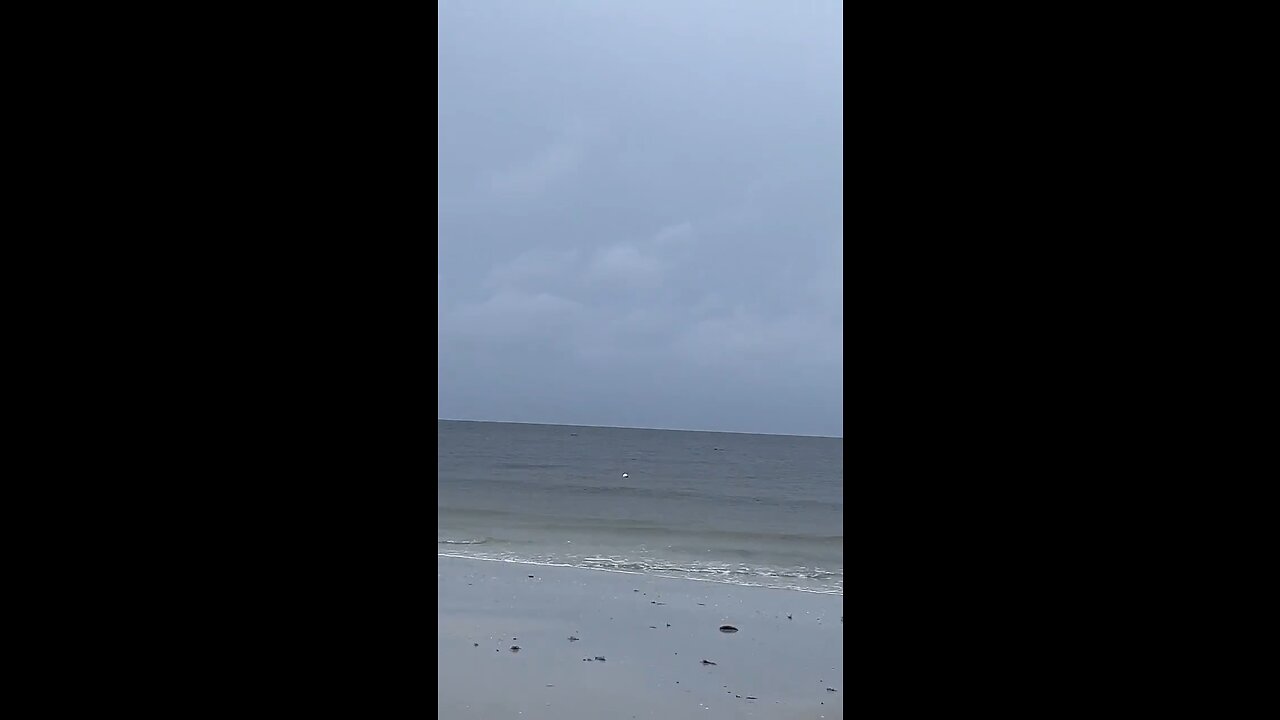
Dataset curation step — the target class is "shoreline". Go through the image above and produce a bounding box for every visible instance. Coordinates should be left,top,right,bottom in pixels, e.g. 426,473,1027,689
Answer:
437,551,843,596
438,555,843,719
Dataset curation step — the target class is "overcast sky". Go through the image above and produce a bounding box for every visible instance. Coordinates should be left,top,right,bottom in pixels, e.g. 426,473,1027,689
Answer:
438,1,842,437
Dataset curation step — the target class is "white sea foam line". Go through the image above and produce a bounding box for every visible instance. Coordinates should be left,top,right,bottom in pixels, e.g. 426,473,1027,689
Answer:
437,552,843,595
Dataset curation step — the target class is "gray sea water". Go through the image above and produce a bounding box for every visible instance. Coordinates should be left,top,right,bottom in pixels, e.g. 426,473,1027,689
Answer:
438,420,843,594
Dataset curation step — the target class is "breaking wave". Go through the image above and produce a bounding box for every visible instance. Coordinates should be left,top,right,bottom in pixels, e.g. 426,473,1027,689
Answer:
436,548,842,595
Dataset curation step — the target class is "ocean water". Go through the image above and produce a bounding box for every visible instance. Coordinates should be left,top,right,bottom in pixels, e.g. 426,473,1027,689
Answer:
438,420,843,594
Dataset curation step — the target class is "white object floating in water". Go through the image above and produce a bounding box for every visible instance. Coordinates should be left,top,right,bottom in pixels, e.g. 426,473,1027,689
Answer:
622,473,629,478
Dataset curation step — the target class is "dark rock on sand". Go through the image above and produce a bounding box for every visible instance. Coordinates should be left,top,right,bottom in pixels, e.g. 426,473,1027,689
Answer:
595,656,606,661
568,636,579,641
719,625,738,633
474,643,479,647
701,659,717,665
510,646,521,651
827,687,837,692
746,696,757,700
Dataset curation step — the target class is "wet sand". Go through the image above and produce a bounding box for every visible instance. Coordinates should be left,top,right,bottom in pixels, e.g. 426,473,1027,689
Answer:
438,556,843,719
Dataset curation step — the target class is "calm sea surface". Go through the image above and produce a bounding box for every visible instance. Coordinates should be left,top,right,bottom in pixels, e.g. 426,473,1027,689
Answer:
438,420,843,594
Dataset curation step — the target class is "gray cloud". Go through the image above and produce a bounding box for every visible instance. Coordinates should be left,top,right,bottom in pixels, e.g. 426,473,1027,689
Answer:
438,0,843,436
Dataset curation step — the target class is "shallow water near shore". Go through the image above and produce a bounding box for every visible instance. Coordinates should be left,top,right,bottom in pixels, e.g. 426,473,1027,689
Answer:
438,420,843,595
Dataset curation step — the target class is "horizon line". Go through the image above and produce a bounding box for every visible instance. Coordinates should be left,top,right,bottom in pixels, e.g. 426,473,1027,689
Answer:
437,417,842,440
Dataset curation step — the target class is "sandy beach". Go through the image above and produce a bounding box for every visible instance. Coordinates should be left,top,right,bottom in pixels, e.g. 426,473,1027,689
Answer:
438,556,844,719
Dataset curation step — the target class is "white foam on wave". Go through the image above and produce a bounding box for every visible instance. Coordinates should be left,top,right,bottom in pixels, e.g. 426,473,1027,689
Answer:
437,551,843,595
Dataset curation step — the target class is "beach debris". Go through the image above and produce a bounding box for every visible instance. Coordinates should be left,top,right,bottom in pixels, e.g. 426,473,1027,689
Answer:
697,603,705,606
787,614,792,620
510,646,521,652
622,473,628,478
649,626,657,629
827,688,837,692
595,656,606,662
568,636,579,642
719,625,738,633
666,623,671,627
701,659,717,665
746,696,757,700
583,658,591,661
473,643,479,647
528,575,534,578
